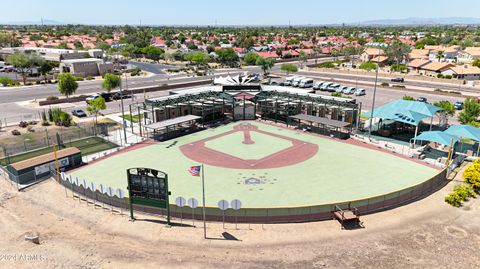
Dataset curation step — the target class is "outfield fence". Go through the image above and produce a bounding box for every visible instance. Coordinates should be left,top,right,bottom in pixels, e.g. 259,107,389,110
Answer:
52,159,460,224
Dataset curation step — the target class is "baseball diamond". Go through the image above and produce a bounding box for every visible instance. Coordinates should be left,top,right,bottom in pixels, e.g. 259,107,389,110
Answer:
68,121,439,212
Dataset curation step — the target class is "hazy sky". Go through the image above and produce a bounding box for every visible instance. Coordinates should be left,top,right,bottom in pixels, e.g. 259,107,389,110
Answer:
3,0,480,25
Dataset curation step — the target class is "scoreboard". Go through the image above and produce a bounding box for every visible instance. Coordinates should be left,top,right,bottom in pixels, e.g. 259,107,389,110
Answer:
127,168,171,224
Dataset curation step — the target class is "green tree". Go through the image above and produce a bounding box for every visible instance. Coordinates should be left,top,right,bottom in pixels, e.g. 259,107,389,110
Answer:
433,100,455,116
5,53,43,85
215,48,239,67
243,52,260,65
280,63,298,74
256,57,275,75
0,32,21,47
102,73,121,92
385,42,411,65
86,96,106,129
436,50,445,61
458,98,480,124
57,73,79,98
38,61,53,83
472,59,480,68
298,51,308,68
184,52,210,69
140,46,164,62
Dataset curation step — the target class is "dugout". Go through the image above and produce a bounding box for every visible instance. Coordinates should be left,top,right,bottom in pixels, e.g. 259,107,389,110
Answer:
144,115,202,141
6,147,82,185
290,114,351,139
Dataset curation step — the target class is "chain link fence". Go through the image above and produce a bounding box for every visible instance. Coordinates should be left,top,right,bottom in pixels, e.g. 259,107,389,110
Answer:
0,121,122,166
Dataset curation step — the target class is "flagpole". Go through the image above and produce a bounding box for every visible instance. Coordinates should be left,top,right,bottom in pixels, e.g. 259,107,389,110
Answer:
201,164,207,239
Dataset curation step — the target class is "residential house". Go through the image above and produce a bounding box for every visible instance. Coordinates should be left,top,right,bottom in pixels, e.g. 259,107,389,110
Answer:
409,49,429,60
442,65,480,80
428,46,460,62
255,51,278,59
407,59,431,72
419,62,455,76
360,47,386,62
457,47,480,64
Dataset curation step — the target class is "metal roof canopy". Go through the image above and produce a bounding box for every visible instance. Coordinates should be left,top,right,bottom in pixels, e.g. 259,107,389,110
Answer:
291,114,350,128
144,115,201,130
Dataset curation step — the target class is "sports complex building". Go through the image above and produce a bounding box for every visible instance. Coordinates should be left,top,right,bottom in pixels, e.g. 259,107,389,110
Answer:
60,75,462,224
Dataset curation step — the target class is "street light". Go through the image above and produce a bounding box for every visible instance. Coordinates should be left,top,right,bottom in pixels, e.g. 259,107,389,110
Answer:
367,47,380,141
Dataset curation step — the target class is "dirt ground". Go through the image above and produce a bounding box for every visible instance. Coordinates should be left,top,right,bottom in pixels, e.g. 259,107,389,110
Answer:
0,164,479,269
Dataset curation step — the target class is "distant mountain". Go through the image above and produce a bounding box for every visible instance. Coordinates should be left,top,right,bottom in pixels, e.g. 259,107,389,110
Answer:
355,17,480,26
4,19,64,25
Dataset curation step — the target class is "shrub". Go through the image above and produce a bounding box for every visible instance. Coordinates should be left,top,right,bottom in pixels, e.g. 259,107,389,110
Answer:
41,121,50,126
131,67,141,76
18,121,28,128
445,192,463,207
27,126,35,132
402,95,415,101
58,111,72,127
0,77,20,87
392,85,406,88
74,76,84,81
444,74,452,79
463,161,480,189
46,96,59,101
331,92,342,97
359,61,377,71
437,73,444,78
317,62,336,68
381,82,389,87
28,121,37,125
11,129,21,136
453,184,476,200
85,76,94,80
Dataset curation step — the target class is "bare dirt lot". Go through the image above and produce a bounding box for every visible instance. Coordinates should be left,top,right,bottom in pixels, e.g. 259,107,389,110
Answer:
0,164,479,269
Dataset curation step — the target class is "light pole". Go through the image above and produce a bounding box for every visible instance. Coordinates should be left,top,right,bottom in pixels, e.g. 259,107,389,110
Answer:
119,80,128,145
368,47,380,141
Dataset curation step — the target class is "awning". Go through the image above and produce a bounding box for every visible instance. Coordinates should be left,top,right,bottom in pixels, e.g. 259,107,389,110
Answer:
290,114,350,128
361,100,444,126
414,131,459,146
444,125,480,142
144,115,201,130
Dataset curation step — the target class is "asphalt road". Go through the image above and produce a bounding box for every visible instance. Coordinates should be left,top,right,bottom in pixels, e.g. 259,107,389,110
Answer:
129,61,176,74
293,70,478,93
0,57,336,104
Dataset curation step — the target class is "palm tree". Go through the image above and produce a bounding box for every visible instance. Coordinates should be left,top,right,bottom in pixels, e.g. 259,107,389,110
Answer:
436,50,445,62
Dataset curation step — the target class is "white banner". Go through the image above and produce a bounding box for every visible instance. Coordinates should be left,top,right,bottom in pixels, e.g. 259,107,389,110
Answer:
34,157,70,176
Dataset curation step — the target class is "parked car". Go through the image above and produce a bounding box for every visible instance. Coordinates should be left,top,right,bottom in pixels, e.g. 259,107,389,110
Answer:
343,87,356,95
454,101,464,110
284,76,296,86
391,77,405,83
319,82,333,91
313,81,325,90
337,86,348,93
298,78,314,88
354,88,366,96
71,109,87,117
291,77,305,87
417,97,427,103
85,94,101,103
112,92,132,100
327,83,340,92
